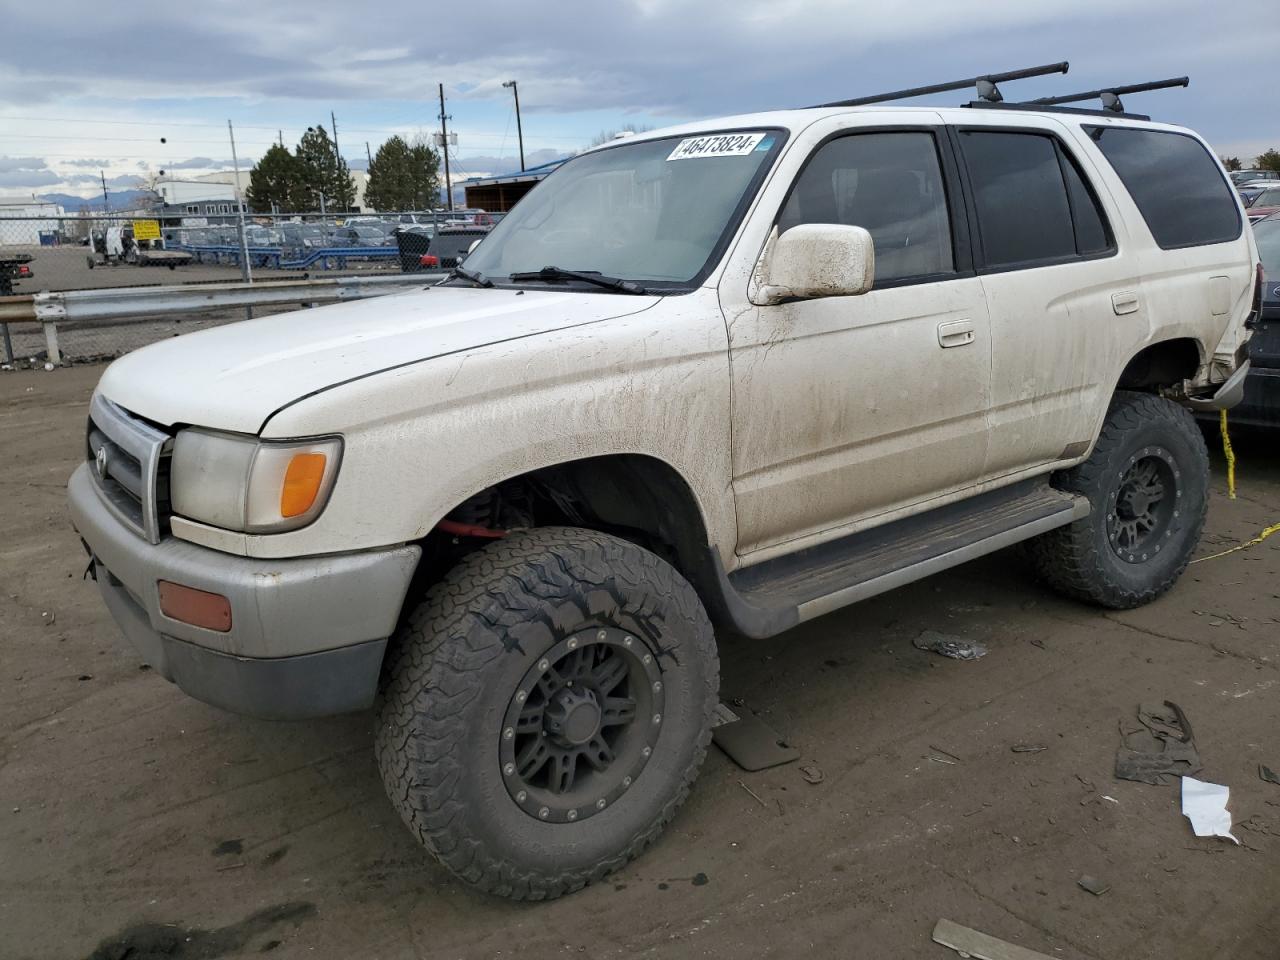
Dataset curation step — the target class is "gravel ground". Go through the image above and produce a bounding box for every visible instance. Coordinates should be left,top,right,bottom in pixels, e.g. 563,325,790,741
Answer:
2,365,1278,960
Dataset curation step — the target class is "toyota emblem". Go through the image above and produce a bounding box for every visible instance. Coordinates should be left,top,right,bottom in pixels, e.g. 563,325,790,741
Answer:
95,445,109,479
1272,284,1280,299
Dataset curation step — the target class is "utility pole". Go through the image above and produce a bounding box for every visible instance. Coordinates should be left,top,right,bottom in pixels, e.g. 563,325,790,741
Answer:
366,141,373,169
227,119,253,319
330,111,342,212
438,83,453,211
99,171,110,214
278,129,284,148
503,80,525,171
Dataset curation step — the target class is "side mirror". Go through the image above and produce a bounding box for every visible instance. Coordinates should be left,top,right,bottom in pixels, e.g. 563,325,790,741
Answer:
753,224,875,305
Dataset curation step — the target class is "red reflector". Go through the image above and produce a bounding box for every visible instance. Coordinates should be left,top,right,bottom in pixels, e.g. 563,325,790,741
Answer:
158,581,232,632
18,266,31,276
419,254,439,267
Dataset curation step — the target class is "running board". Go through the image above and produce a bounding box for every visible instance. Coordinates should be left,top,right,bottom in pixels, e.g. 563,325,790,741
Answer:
707,481,1090,639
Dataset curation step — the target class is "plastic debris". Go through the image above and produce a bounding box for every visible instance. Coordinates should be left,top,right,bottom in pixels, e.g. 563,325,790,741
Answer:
932,918,1056,960
1181,777,1239,845
1011,744,1047,753
913,630,987,661
1077,875,1110,896
799,763,824,785
1115,701,1200,786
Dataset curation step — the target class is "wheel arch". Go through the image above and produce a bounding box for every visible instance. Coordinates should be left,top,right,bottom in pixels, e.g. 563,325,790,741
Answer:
1115,337,1205,393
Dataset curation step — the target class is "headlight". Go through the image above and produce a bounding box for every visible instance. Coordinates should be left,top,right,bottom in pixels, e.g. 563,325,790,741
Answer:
170,429,342,533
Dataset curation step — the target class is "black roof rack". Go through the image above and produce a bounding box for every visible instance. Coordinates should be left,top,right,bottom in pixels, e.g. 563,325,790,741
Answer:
1028,76,1189,114
963,101,1153,122
807,61,1069,109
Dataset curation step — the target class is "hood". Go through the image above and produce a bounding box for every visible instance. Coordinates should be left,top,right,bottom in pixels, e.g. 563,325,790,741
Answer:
97,285,658,434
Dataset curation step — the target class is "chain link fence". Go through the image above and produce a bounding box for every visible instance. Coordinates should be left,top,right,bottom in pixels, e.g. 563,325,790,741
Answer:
1,209,495,366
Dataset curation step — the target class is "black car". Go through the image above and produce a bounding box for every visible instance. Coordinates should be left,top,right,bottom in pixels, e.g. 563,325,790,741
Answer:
1230,213,1280,426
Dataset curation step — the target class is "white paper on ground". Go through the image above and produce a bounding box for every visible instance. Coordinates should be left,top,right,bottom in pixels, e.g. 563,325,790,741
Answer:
1181,776,1240,844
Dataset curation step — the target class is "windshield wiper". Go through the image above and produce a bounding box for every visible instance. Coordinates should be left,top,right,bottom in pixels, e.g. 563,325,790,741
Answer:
447,264,493,288
507,266,649,295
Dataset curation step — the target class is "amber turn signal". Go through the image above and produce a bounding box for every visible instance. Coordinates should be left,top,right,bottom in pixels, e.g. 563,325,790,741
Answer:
158,580,232,632
280,452,328,518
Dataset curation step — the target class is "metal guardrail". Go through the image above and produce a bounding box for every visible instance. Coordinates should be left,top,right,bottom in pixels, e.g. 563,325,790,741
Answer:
0,272,445,365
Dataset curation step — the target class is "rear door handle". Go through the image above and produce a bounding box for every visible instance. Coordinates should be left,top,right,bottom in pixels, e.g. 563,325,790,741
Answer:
1112,291,1141,315
937,319,975,348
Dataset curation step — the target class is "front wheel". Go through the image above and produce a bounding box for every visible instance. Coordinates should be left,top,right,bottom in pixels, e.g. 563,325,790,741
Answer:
375,527,719,900
1024,391,1210,609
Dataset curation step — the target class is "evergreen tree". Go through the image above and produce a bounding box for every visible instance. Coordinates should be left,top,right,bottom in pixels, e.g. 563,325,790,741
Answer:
1256,148,1280,173
296,125,356,211
246,144,305,212
365,136,441,211
1220,156,1242,172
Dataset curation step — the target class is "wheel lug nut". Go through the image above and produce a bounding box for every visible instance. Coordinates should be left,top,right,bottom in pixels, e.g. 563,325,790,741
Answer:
538,807,550,819
622,776,632,787
567,638,578,650
516,690,526,703
504,763,515,776
597,630,607,641
653,714,661,724
596,798,606,810
517,790,527,802
653,681,662,692
538,659,549,671
623,636,633,647
503,727,514,739
642,654,652,664
567,809,578,821
642,746,652,757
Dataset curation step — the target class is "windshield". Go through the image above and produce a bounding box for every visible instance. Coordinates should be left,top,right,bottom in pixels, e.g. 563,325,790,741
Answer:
464,130,784,288
1255,217,1280,276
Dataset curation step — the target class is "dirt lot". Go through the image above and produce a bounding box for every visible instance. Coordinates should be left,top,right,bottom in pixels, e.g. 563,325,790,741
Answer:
2,365,1278,960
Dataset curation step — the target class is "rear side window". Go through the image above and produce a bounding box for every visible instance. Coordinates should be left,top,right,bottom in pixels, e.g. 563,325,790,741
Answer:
958,130,1113,269
1085,126,1241,249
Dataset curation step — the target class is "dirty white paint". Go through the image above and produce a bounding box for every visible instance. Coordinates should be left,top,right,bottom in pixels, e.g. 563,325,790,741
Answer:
92,105,1255,576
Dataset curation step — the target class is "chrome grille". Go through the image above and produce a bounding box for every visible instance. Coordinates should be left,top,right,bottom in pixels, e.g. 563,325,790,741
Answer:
86,394,171,543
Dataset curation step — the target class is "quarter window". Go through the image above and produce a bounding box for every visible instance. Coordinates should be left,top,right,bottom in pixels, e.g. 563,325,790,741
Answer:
1085,126,1241,249
779,132,955,283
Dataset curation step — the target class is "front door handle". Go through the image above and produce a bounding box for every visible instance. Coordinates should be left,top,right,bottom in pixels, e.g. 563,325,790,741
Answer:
937,319,975,348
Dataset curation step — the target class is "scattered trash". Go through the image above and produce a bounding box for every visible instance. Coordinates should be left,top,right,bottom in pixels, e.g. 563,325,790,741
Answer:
913,630,987,661
713,703,799,771
932,918,1056,960
1181,777,1239,845
929,745,964,763
799,763,824,785
929,755,958,765
1115,700,1200,786
1011,744,1047,753
737,779,769,810
76,674,93,682
1260,765,1280,786
1077,874,1110,896
1101,796,1119,804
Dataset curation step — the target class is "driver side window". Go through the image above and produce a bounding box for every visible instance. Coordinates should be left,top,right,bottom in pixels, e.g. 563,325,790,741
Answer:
780,131,956,284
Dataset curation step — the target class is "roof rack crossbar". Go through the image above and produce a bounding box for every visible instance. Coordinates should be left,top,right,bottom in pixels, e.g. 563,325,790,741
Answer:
1029,76,1189,113
807,61,1069,109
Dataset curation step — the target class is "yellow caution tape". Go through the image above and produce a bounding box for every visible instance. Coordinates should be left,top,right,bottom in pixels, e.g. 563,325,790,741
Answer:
1191,522,1280,564
1219,408,1236,500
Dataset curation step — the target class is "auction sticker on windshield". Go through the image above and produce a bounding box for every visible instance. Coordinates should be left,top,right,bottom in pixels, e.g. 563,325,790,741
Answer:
667,133,767,161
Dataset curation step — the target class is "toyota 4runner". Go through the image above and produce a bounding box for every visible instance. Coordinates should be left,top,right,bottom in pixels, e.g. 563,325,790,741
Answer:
69,100,1258,899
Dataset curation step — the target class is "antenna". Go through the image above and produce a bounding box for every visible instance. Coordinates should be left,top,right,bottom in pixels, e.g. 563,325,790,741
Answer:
1030,76,1189,113
808,61,1069,109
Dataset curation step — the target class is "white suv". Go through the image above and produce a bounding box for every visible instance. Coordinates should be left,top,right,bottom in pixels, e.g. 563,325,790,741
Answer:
69,102,1258,899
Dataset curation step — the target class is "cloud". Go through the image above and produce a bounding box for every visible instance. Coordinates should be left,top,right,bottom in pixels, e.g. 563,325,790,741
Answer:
62,158,111,168
64,173,146,188
166,157,232,170
452,148,565,177
0,156,49,173
0,170,61,188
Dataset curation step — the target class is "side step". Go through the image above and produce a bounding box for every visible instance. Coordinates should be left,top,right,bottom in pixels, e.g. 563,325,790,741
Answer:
709,481,1090,639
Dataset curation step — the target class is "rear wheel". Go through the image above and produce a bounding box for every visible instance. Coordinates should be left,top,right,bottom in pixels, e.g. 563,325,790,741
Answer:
1024,391,1210,608
375,526,718,900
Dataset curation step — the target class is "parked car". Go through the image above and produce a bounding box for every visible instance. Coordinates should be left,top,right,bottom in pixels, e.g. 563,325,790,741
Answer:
332,225,391,247
1230,169,1280,186
1227,213,1280,426
1242,185,1280,223
70,102,1256,901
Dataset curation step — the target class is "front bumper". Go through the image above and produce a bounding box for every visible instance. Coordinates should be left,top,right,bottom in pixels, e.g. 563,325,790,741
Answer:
68,463,420,719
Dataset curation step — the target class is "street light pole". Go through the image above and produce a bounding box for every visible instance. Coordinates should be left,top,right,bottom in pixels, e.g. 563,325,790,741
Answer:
503,80,525,172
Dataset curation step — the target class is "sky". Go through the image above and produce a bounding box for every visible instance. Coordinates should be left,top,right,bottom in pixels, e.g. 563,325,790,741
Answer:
0,0,1276,200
